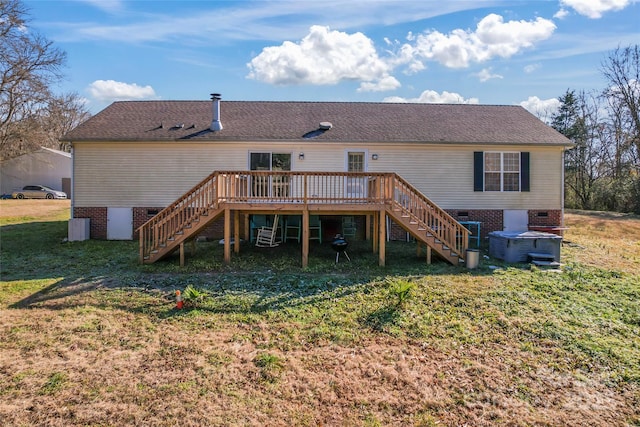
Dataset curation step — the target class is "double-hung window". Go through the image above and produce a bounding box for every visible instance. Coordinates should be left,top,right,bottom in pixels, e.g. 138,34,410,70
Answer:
474,151,530,192
484,152,520,192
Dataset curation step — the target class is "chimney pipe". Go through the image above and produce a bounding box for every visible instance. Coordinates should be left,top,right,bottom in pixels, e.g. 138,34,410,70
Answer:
210,93,223,131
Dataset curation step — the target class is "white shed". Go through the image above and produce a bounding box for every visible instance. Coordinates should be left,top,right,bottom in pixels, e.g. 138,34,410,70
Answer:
1,147,71,196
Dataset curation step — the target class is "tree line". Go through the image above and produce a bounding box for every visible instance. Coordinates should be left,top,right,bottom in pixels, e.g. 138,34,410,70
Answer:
1,0,90,161
2,1,639,213
551,45,640,214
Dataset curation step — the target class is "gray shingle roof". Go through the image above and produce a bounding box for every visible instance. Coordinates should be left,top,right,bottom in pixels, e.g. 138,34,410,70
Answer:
62,100,571,146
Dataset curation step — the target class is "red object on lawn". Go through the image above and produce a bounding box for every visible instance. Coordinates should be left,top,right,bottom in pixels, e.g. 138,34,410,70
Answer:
175,290,183,309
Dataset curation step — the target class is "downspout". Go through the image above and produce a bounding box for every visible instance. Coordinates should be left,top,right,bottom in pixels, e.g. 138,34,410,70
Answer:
70,144,74,219
561,147,566,227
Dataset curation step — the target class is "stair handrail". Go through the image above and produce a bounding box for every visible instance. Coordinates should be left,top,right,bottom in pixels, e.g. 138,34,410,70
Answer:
138,170,220,261
391,174,469,260
137,170,470,263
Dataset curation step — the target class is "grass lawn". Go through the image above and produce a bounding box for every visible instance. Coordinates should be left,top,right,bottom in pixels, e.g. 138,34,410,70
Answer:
0,200,638,426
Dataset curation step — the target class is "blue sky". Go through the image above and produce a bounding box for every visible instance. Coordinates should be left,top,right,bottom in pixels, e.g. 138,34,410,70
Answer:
24,0,640,117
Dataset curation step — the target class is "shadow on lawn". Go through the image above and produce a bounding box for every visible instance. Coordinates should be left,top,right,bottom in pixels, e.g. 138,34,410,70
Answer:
3,220,500,314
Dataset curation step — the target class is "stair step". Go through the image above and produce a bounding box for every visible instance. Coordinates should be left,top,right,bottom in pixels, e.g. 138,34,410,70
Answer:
532,260,562,267
528,252,555,261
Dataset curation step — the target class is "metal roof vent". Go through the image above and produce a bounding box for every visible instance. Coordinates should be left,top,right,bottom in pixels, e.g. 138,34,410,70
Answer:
319,121,332,130
210,93,223,132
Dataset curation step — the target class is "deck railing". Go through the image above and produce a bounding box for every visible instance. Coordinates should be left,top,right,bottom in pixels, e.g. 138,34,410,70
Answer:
138,170,220,262
215,171,393,204
138,171,468,262
391,174,469,260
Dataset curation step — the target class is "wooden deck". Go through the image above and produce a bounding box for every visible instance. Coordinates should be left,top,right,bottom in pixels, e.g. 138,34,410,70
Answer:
138,171,469,267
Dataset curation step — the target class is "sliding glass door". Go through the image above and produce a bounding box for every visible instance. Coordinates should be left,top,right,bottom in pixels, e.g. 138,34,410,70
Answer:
250,152,291,197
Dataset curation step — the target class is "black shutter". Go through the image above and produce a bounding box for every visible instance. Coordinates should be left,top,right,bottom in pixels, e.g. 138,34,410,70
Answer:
474,151,484,192
521,152,530,192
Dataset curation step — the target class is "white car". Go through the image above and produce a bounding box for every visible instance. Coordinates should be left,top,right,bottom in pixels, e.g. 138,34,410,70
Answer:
12,185,67,199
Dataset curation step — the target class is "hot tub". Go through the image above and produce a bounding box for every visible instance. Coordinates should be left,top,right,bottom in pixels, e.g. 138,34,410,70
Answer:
489,231,562,263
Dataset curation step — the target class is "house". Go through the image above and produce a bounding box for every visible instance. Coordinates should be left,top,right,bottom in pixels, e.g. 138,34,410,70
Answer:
1,147,71,197
61,95,572,266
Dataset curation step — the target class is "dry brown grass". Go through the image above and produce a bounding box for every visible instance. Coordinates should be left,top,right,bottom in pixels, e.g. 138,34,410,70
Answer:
564,209,640,274
0,199,70,223
1,204,638,426
0,295,632,427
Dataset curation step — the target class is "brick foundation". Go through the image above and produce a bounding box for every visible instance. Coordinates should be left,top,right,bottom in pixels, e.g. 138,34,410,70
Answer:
75,207,563,241
446,209,504,239
527,209,565,235
387,209,563,241
75,206,237,240
528,209,563,228
73,207,108,239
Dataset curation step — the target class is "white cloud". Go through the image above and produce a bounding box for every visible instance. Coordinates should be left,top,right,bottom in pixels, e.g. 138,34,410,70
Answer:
524,63,541,73
357,76,401,92
78,0,124,13
559,0,630,18
410,14,556,68
384,90,479,104
87,80,157,102
553,8,570,19
52,1,503,44
247,25,390,86
476,68,503,82
519,96,560,121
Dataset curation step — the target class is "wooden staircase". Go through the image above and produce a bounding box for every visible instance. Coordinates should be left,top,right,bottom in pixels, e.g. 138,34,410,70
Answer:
138,171,469,265
384,175,468,265
138,171,224,263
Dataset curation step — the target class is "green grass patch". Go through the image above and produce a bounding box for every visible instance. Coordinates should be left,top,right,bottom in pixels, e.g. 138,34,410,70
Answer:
40,372,68,395
1,208,639,425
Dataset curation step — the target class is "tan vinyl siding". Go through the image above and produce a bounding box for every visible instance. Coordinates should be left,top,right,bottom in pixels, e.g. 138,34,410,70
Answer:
365,144,563,210
74,143,247,207
73,141,564,210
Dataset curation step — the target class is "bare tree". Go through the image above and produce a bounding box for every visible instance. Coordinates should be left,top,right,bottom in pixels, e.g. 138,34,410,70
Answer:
1,0,88,160
601,45,640,167
553,90,608,210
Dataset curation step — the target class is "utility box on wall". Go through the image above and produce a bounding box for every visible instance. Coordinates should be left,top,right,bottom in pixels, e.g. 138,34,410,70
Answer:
68,218,90,241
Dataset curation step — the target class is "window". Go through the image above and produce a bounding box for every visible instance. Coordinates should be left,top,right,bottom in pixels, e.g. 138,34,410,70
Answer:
250,152,291,171
249,152,291,197
347,152,365,173
346,151,366,198
484,152,520,192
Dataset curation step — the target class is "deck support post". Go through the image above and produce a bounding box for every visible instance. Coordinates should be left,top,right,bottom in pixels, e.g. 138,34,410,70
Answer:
302,210,309,268
365,214,371,241
372,213,379,253
243,213,250,243
223,207,231,263
179,242,185,267
378,209,386,266
234,210,240,253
